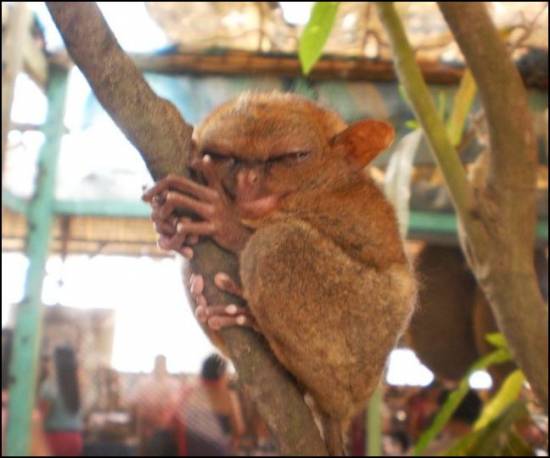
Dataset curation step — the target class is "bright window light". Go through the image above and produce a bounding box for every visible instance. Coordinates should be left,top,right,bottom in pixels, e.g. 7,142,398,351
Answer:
279,2,314,26
222,11,247,28
2,253,215,374
386,348,435,386
2,253,28,328
29,2,169,53
342,13,357,30
469,370,493,390
96,2,169,53
10,74,47,124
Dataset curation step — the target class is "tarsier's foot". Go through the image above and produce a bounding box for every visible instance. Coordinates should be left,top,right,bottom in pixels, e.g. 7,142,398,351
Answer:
189,273,257,331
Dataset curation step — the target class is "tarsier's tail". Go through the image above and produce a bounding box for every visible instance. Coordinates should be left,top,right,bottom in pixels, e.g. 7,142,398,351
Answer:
321,414,347,456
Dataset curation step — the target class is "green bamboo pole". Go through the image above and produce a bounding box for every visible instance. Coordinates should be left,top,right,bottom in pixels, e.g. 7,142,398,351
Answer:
5,63,68,456
367,385,383,456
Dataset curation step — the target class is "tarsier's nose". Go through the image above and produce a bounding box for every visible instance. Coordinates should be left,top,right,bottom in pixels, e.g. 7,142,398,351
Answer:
237,167,260,186
236,167,263,201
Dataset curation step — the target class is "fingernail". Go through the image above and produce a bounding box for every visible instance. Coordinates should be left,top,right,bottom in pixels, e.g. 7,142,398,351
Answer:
197,295,207,307
177,222,185,233
195,307,204,320
196,275,204,291
215,273,230,287
190,274,203,294
226,305,238,315
236,316,246,326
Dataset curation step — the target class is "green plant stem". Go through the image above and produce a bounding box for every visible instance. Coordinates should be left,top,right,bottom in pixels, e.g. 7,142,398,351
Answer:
375,3,474,227
447,69,476,147
413,348,511,456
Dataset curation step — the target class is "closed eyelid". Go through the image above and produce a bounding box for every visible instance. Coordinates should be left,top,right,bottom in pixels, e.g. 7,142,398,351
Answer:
268,151,311,163
201,149,239,163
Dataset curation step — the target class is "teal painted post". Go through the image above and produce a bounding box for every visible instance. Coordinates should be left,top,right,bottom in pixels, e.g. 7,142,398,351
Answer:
5,64,68,456
367,385,383,456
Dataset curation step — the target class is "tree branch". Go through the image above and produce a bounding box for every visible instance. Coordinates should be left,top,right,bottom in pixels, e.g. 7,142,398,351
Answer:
45,2,191,180
376,2,548,409
438,1,547,411
46,3,327,454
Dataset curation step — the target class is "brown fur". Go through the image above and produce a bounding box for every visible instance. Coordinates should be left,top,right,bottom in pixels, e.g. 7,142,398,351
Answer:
195,92,416,454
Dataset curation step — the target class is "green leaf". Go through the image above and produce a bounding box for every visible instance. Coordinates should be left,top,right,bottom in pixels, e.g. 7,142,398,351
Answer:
405,119,419,130
298,2,340,75
445,401,530,456
384,129,423,238
474,370,525,431
485,332,508,350
413,348,512,456
444,424,485,456
446,69,477,147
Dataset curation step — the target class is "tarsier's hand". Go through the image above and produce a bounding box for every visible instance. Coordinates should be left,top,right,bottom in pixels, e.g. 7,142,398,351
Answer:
190,272,257,331
142,155,252,256
142,191,198,259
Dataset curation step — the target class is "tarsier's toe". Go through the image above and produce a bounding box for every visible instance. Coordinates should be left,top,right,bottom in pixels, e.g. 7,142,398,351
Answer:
195,305,208,323
214,272,243,298
195,304,256,330
189,274,205,295
179,247,194,259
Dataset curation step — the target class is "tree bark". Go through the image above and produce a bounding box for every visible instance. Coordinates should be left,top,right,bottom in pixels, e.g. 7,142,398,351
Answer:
438,2,548,411
376,2,547,409
46,3,327,455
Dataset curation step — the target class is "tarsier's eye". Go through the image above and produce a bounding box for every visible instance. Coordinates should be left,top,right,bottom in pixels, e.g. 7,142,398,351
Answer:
270,151,311,166
202,149,224,161
203,149,235,166
293,151,310,162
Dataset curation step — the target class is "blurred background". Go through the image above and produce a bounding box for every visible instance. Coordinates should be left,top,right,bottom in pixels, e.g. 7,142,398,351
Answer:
2,2,548,456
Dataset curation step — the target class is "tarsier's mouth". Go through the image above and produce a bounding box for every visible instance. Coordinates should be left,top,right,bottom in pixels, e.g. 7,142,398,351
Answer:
237,193,286,219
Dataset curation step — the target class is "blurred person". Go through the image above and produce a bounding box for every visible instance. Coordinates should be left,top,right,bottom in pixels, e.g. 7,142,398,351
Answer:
39,345,83,456
128,355,180,455
2,328,14,451
2,329,50,456
383,430,410,456
406,382,442,442
172,354,245,456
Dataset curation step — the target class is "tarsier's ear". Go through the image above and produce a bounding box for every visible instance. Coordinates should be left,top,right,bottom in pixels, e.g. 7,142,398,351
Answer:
331,120,395,170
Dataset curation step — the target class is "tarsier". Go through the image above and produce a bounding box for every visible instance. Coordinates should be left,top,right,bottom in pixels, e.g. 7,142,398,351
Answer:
143,92,416,455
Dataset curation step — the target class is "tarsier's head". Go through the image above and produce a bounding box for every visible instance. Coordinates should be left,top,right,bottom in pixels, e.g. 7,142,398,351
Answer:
191,91,394,219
